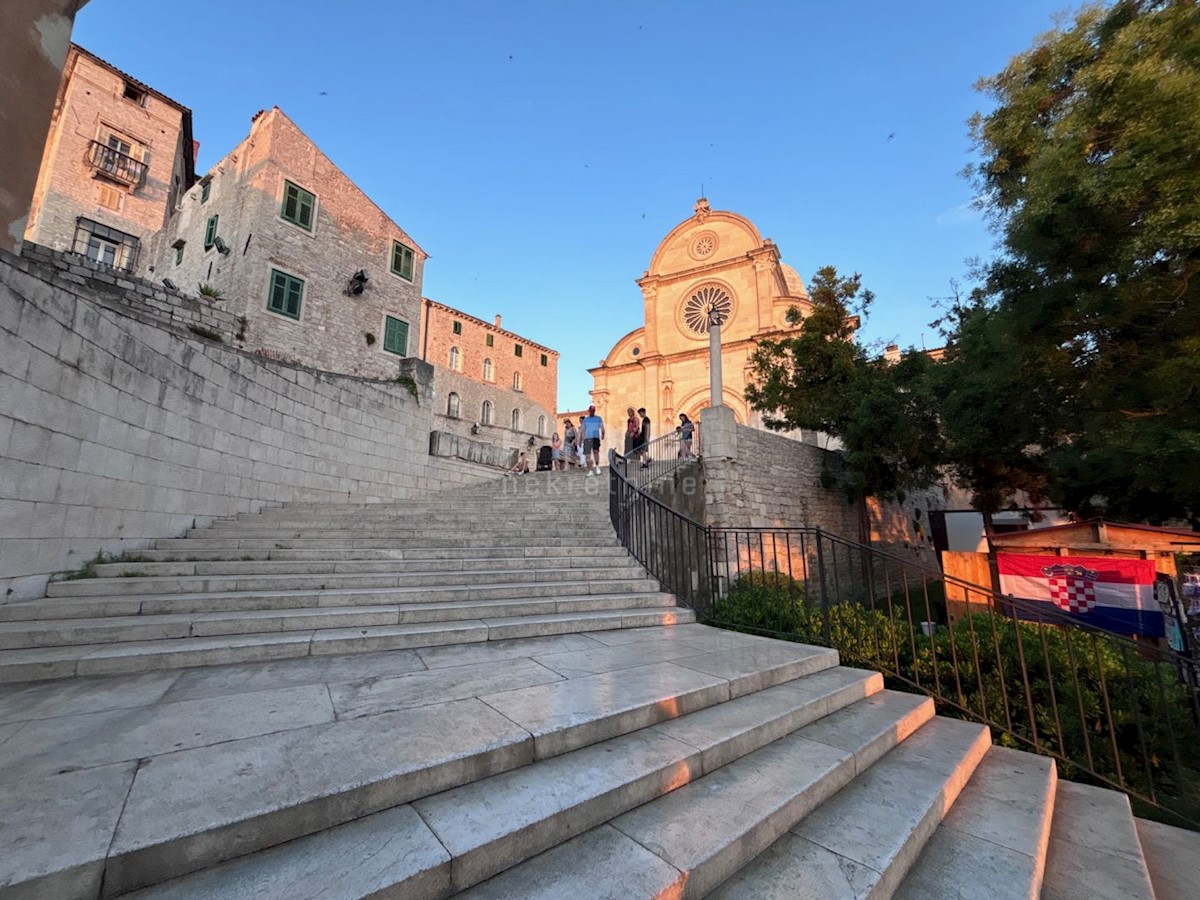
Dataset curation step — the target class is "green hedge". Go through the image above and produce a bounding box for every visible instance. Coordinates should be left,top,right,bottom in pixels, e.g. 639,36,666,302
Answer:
710,572,1200,826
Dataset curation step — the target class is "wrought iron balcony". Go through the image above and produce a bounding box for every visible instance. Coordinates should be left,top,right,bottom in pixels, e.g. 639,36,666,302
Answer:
87,140,146,186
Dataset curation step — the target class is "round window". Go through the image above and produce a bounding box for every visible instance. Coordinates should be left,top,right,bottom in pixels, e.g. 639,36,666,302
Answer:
682,285,734,335
689,232,718,260
631,346,640,357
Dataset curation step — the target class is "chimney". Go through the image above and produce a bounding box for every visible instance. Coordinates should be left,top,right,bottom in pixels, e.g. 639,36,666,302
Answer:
494,315,502,329
884,344,901,364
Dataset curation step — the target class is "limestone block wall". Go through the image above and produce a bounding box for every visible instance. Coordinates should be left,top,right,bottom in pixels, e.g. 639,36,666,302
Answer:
0,248,497,601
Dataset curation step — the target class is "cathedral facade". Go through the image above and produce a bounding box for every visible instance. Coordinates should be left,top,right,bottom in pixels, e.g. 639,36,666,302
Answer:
589,199,811,451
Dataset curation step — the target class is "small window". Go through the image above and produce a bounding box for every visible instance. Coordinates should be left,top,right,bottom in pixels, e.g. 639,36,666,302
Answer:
482,358,494,382
97,184,122,211
514,344,523,358
449,346,461,371
513,372,522,391
447,392,461,418
200,180,211,203
174,245,184,266
486,334,494,347
281,180,315,230
383,316,409,356
267,269,304,320
511,409,521,431
481,400,493,425
122,81,146,106
540,353,548,367
537,415,547,437
452,320,462,335
391,241,414,280
204,214,219,250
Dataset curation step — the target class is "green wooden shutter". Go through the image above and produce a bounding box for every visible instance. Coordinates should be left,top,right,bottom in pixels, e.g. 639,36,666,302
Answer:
384,316,408,355
204,215,218,249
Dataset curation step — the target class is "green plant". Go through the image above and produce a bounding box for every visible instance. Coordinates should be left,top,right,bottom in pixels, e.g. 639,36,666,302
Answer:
197,282,223,299
365,332,377,346
53,550,114,581
118,570,149,578
393,374,418,397
188,324,223,342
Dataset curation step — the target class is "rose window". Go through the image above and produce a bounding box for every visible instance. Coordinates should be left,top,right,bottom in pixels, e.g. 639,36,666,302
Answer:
690,232,717,259
683,285,733,334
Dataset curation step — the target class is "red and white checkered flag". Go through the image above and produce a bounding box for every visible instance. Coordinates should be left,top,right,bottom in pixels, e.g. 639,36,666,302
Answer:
1048,575,1097,613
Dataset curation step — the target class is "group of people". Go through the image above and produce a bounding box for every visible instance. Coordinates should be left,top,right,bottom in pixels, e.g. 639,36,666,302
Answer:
505,405,695,477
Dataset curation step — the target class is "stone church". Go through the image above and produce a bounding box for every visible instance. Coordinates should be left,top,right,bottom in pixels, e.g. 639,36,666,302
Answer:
589,198,812,448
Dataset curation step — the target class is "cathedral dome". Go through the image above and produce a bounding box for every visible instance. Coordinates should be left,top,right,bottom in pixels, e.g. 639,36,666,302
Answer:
780,263,808,299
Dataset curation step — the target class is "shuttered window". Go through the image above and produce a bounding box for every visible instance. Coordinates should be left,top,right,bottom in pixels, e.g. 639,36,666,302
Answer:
267,269,304,319
383,316,409,356
391,241,414,280
203,215,219,250
281,181,315,230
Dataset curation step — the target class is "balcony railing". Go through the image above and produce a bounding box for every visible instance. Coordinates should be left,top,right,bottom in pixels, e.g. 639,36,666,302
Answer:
87,140,146,186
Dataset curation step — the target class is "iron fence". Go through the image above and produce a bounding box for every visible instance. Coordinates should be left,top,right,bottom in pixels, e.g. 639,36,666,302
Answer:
608,451,1200,829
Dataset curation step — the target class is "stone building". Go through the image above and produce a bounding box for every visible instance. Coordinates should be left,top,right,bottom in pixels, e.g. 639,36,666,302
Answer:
422,300,559,448
23,43,195,274
589,198,812,455
149,106,426,379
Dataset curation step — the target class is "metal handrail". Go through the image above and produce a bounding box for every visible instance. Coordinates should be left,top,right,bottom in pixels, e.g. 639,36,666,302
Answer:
609,455,1200,829
88,140,146,185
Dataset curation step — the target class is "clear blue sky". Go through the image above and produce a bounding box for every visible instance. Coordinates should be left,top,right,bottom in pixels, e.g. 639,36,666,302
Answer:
75,0,1075,409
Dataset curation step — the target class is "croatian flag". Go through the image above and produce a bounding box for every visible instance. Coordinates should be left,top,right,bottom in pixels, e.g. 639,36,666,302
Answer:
997,553,1164,638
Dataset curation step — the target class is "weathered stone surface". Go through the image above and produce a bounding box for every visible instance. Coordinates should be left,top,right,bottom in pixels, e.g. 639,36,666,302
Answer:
415,632,602,669
708,832,878,900
104,697,533,896
0,670,179,723
799,690,933,774
0,683,335,783
671,642,837,697
329,656,563,719
480,661,729,759
455,825,685,900
1135,817,1200,900
0,763,136,900
121,806,451,900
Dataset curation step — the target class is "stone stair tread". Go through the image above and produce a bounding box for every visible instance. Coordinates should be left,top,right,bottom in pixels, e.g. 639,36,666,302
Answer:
893,744,1058,900
708,715,991,899
1134,817,1200,900
1041,781,1156,900
458,689,934,900
91,554,632,577
0,611,695,682
124,666,883,898
70,635,796,896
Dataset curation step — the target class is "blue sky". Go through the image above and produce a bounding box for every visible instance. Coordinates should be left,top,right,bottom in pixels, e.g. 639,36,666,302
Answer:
75,0,1075,409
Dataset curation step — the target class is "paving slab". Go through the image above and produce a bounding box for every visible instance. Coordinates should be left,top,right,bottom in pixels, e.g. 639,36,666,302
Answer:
0,682,335,783
480,661,730,759
329,656,563,718
76,631,315,677
0,670,180,723
103,697,534,897
0,721,23,748
1135,817,1200,900
799,689,933,773
122,805,451,900
414,632,603,669
309,620,487,655
530,637,732,678
455,825,685,900
0,762,136,900
1042,781,1155,900
581,624,695,646
670,642,837,698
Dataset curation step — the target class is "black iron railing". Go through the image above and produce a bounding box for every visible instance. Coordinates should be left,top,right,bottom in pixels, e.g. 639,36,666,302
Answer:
88,140,146,186
617,425,700,488
608,450,1200,829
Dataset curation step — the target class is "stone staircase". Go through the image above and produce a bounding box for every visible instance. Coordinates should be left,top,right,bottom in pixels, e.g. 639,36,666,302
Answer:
0,470,1195,899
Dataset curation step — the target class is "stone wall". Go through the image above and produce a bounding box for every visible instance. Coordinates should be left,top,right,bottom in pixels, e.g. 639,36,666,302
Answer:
0,248,498,601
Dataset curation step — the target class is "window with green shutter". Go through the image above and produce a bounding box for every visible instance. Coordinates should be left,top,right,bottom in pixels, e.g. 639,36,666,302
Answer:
452,321,462,335
540,353,548,366
203,215,218,250
281,181,315,230
391,240,414,280
486,334,494,347
383,316,409,356
267,269,304,320
200,180,211,203
514,344,523,358
175,245,184,266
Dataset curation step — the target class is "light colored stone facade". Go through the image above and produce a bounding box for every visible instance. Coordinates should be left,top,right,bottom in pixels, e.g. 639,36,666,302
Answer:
0,247,499,601
422,301,558,450
590,198,813,455
24,44,194,271
149,107,425,380
0,1,90,254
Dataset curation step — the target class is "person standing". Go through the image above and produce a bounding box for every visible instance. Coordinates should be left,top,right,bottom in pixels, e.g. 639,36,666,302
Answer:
550,432,563,471
562,418,578,469
637,408,651,468
580,405,606,476
677,413,695,458
624,407,639,458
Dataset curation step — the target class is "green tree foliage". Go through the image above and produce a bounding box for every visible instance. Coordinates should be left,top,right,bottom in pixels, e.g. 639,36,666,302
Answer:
968,0,1200,522
746,266,945,501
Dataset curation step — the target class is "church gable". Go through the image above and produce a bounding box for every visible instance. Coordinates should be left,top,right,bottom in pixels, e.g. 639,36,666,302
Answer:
645,199,765,279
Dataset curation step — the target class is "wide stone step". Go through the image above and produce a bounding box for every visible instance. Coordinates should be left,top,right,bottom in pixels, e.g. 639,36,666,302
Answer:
45,565,651,598
91,554,634,578
0,607,695,682
0,593,682,649
187,524,619,538
1041,781,1156,900
5,629,830,897
709,715,990,899
457,689,934,899
1135,817,1200,900
121,666,881,899
121,546,634,563
153,536,623,551
893,744,1058,900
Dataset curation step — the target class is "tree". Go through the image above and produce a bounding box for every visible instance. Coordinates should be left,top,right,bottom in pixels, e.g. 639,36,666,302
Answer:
969,0,1200,523
746,267,945,504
